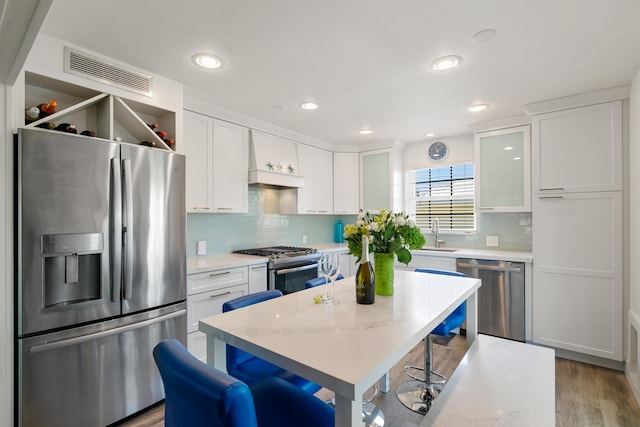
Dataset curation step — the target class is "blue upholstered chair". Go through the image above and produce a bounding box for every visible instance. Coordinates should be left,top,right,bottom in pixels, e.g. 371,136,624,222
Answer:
153,339,335,427
222,290,321,394
397,268,467,415
304,274,345,289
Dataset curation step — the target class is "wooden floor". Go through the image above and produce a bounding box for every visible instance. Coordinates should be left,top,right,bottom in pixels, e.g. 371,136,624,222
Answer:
119,335,640,427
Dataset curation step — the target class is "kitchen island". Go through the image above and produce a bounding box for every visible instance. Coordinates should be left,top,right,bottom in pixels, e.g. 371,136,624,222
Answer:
199,269,481,427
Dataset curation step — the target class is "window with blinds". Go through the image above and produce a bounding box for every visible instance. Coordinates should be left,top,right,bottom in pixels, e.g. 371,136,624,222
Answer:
406,163,476,232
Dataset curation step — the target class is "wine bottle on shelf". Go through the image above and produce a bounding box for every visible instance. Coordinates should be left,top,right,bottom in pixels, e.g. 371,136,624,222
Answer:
155,131,167,139
355,235,375,304
147,122,159,130
37,100,57,118
25,107,40,123
54,123,77,134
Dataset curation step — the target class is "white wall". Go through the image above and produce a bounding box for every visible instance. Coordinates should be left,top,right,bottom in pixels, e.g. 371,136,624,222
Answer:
403,134,474,170
628,68,640,403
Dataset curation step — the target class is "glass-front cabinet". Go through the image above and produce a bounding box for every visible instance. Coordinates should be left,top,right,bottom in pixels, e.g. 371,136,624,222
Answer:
474,125,531,212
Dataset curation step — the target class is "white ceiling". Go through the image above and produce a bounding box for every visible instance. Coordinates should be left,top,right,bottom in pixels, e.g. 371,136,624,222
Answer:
40,0,640,146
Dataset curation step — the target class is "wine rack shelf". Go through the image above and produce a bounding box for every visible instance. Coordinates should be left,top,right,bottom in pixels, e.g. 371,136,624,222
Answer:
23,72,177,150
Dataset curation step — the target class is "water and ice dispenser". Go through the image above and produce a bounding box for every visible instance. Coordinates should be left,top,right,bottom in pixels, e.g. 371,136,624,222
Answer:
41,233,104,308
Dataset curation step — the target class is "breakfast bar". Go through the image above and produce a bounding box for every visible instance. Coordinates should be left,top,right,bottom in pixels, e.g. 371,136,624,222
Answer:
199,269,481,427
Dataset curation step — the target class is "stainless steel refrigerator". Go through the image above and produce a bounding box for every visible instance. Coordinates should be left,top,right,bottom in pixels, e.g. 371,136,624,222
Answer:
16,127,187,427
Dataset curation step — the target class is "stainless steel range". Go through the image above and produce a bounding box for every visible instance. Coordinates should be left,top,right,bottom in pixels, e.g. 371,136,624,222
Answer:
233,246,321,294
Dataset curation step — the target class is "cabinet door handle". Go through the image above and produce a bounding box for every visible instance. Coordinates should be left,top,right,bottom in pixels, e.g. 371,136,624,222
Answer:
478,207,495,211
209,291,232,298
209,271,231,277
251,265,265,270
216,207,233,211
538,196,564,200
192,207,211,210
318,210,329,213
539,187,564,191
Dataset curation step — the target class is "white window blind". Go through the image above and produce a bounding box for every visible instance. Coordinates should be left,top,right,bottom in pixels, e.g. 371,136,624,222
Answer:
406,163,476,232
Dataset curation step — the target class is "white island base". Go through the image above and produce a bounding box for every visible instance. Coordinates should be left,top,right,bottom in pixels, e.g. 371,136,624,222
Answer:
420,334,555,426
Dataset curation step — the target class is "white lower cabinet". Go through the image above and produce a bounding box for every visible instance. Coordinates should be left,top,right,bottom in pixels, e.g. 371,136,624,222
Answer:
532,191,622,361
187,266,251,361
248,263,267,294
338,251,358,277
395,254,457,272
187,284,248,334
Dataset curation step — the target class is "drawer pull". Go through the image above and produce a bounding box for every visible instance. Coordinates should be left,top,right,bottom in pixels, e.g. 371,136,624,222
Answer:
251,265,265,270
209,271,231,277
209,291,232,298
539,187,564,191
192,207,211,210
539,196,564,200
216,207,233,211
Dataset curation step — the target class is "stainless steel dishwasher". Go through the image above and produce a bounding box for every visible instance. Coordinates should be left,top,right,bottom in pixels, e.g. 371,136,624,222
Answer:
457,258,525,342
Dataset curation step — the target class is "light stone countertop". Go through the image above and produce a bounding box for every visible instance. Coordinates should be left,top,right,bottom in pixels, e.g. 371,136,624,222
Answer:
187,243,532,275
187,253,268,275
199,270,482,427
312,242,533,262
420,334,555,427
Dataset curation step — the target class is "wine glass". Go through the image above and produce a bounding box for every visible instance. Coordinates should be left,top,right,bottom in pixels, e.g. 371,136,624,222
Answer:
319,253,334,303
327,253,341,305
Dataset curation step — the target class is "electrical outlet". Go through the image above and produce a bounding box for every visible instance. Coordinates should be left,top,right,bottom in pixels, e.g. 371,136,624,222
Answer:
302,234,307,244
486,235,499,247
196,240,207,256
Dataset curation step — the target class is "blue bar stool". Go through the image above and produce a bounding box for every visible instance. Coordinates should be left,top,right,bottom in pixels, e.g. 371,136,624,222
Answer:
153,339,335,427
223,290,322,394
396,269,467,415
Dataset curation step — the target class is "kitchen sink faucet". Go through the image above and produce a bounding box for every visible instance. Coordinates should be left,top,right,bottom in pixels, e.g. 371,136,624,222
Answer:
431,218,445,248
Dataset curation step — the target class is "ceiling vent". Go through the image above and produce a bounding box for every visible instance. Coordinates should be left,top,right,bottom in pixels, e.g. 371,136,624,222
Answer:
64,47,153,97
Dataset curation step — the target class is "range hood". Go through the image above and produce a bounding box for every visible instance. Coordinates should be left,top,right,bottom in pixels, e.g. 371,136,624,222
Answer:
249,130,304,188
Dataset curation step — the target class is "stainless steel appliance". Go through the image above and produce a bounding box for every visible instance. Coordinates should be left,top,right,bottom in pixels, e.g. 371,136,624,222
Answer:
233,246,321,294
16,128,187,427
456,258,525,342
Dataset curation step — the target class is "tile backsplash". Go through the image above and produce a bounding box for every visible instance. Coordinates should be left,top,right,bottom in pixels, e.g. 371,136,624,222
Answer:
187,187,532,257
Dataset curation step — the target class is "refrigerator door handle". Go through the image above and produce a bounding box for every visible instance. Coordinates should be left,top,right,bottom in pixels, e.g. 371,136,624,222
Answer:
122,158,134,300
28,309,187,354
111,158,122,302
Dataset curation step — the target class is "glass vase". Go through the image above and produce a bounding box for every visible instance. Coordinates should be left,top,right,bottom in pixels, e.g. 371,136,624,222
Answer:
373,252,395,296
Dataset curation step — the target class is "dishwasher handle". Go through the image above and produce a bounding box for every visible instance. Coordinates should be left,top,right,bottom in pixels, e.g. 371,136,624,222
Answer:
456,261,522,273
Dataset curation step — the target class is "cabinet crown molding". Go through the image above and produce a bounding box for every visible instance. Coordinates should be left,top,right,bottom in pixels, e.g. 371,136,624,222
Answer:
523,86,629,116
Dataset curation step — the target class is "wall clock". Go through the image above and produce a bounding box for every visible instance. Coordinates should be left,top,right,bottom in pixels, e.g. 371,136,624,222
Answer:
428,141,448,161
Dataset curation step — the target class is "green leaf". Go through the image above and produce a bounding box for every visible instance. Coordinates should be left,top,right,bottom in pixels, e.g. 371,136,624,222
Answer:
396,247,412,265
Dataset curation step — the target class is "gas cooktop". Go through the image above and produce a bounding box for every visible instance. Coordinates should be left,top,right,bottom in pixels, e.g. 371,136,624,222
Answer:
233,246,317,258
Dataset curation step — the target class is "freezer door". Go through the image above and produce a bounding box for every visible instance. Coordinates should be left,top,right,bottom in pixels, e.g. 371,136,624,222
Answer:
17,128,122,336
18,303,186,427
120,144,186,313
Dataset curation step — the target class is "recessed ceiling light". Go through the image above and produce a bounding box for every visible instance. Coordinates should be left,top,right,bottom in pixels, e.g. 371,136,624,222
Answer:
426,132,436,137
504,146,513,150
430,55,463,71
359,129,373,135
467,104,489,112
192,53,224,70
300,102,319,110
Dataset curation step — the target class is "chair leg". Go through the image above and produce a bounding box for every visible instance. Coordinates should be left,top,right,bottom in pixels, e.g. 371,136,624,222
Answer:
403,335,446,384
396,334,444,414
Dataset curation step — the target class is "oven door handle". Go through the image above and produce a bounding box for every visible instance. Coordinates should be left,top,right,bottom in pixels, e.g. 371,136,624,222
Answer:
276,263,319,275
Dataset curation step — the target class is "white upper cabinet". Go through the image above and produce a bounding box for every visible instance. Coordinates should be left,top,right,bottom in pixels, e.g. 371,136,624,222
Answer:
212,120,249,212
283,144,333,214
532,101,622,194
475,125,531,212
184,111,213,211
183,110,248,213
360,149,392,212
333,152,359,214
